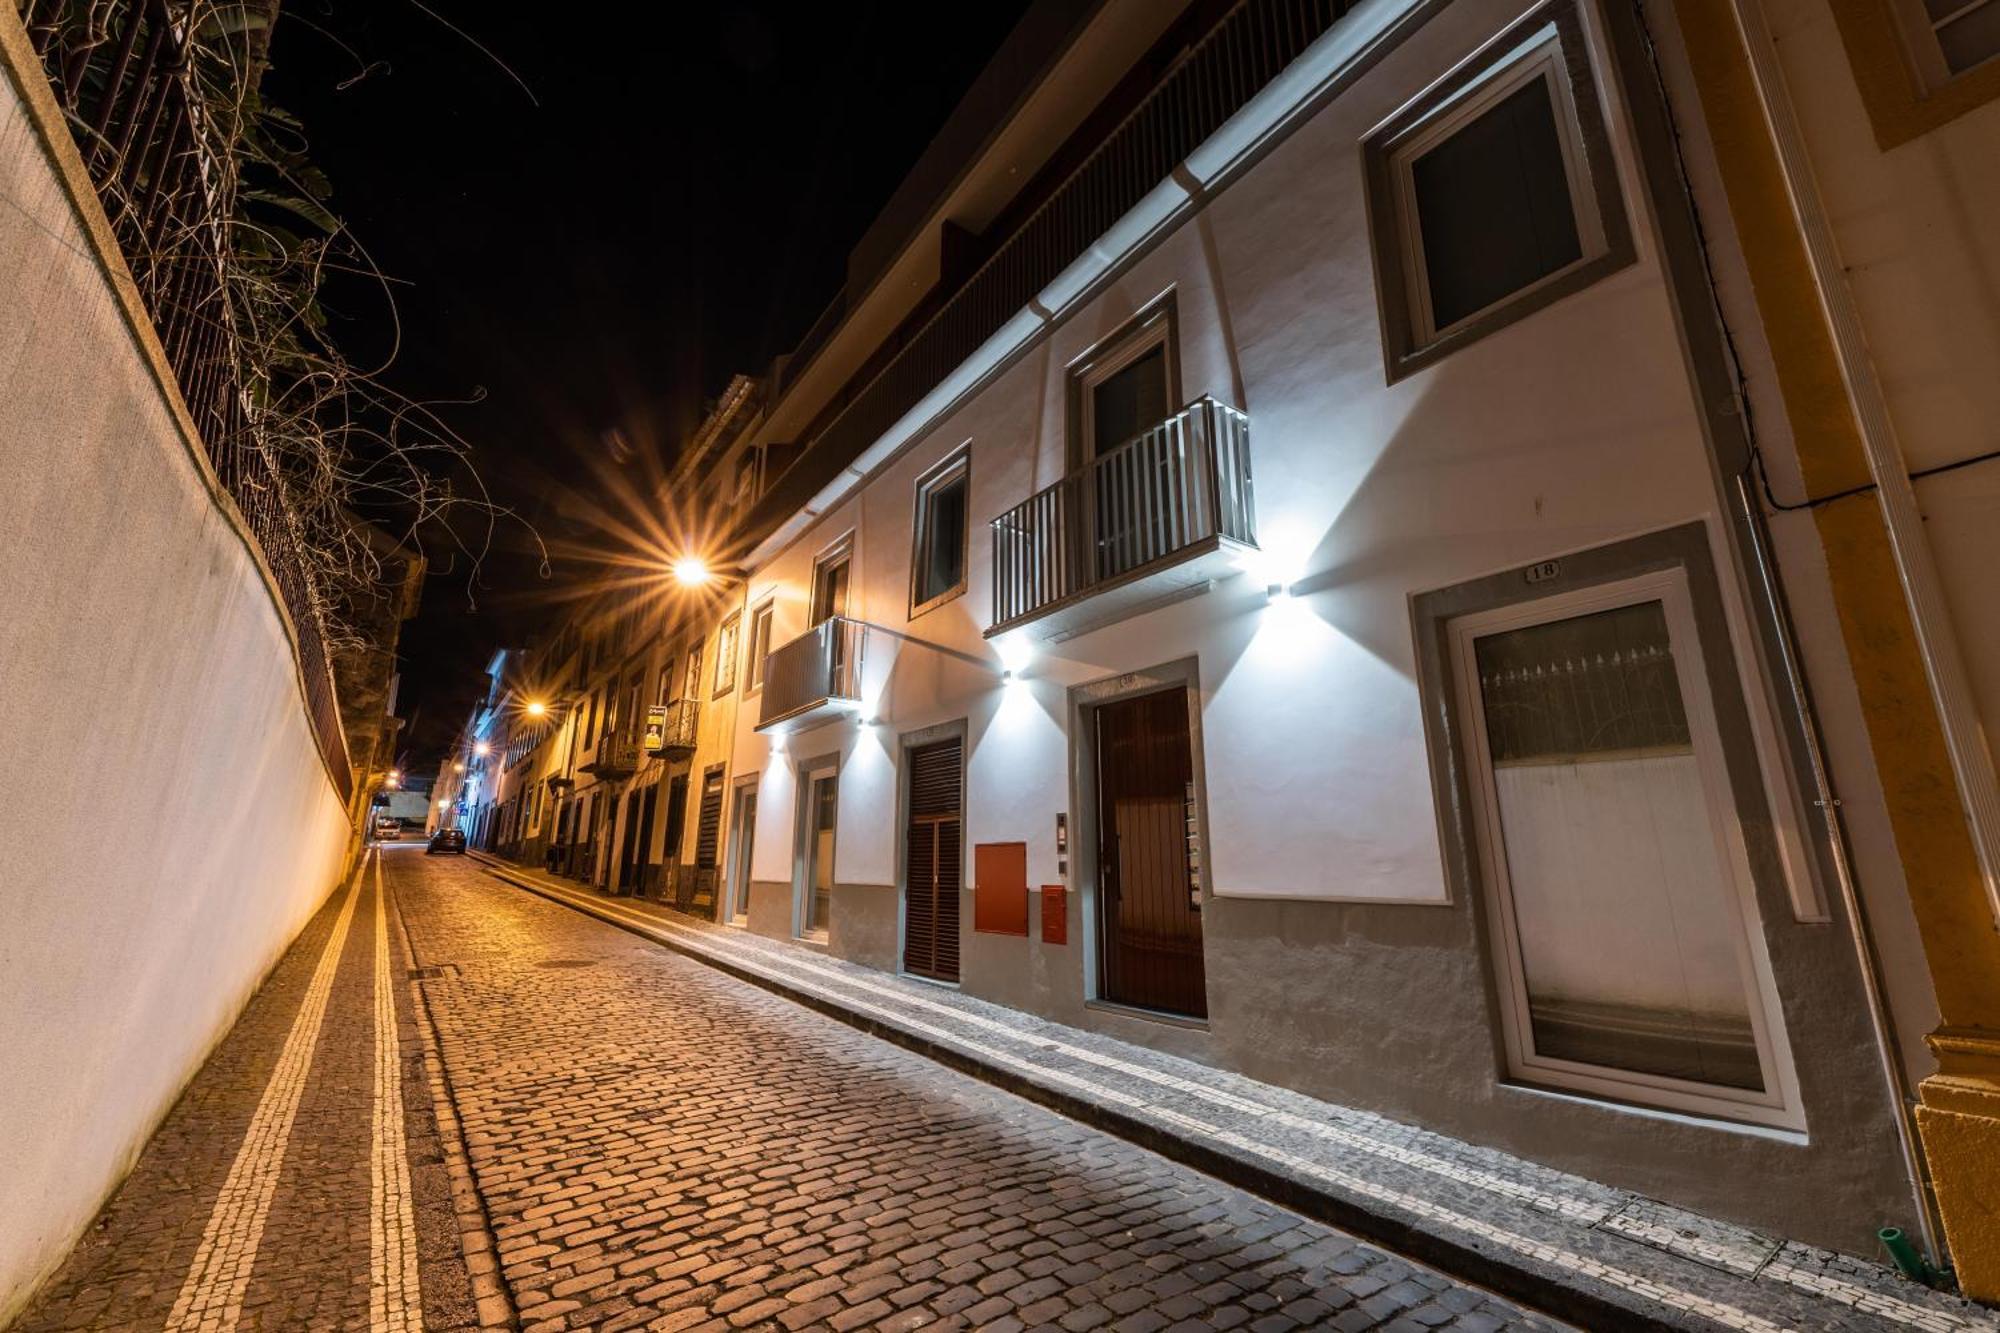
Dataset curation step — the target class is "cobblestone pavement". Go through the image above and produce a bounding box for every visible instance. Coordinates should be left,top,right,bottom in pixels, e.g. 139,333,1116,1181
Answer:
15,844,1564,1331
389,849,1564,1333
15,851,478,1332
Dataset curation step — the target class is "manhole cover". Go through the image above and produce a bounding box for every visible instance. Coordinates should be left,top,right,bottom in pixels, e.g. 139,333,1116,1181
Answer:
407,963,460,981
535,959,598,969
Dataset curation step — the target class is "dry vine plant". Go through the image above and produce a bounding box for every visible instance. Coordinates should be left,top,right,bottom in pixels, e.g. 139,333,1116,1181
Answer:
33,0,531,654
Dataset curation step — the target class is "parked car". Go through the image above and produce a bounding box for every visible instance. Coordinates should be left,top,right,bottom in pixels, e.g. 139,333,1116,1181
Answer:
427,828,466,855
374,817,402,842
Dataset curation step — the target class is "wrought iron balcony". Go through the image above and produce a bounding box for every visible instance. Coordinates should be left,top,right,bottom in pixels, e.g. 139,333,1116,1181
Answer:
989,397,1257,639
580,734,641,778
756,617,866,734
647,698,700,761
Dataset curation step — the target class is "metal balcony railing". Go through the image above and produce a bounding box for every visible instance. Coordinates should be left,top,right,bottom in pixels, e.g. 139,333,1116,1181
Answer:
19,0,351,801
756,617,865,733
991,398,1256,634
647,697,699,759
581,733,641,778
750,0,1353,523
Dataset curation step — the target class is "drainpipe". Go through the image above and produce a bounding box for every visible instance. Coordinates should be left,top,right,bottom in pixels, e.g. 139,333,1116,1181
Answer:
1619,1,1947,1256
1724,0,2000,930
1733,474,1943,1258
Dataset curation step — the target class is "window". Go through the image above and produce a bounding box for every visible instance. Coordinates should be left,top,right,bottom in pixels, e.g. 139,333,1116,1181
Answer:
1364,2,1632,379
583,690,600,748
1442,569,1799,1128
695,766,726,871
656,663,674,705
714,612,741,698
811,535,853,625
910,453,970,615
746,602,774,693
1900,0,2000,81
1071,303,1177,465
1836,0,2000,145
684,643,703,702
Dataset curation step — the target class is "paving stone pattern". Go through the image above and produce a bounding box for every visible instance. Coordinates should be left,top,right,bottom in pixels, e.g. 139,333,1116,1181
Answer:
391,850,1564,1333
470,854,2000,1333
15,863,478,1332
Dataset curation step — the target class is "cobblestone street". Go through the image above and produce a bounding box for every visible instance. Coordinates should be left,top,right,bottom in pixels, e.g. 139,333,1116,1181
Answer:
15,848,1564,1332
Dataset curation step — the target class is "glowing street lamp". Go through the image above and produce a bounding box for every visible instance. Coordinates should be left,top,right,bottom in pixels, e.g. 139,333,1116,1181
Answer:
671,555,711,587
454,761,467,774
473,741,491,757
525,699,548,718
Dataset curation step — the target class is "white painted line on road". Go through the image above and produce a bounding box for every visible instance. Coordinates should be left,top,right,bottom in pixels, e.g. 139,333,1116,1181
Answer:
166,853,367,1333
370,851,423,1330
492,872,1801,1333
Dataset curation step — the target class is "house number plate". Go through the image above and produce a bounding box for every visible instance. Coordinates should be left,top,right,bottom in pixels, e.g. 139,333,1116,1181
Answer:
1524,559,1561,584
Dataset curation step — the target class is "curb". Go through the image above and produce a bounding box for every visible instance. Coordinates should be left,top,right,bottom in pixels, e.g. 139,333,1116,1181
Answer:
470,853,1712,1333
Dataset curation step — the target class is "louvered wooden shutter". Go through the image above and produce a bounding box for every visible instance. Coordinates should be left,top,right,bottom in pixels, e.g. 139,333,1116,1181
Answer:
903,739,963,982
694,768,724,869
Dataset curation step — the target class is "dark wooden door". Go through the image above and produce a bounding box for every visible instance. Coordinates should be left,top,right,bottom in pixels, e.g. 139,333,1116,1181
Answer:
631,786,658,895
903,738,963,982
1095,688,1206,1017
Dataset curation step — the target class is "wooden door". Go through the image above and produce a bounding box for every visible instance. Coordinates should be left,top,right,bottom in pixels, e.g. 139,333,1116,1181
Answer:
727,788,757,921
903,738,963,982
1095,689,1206,1017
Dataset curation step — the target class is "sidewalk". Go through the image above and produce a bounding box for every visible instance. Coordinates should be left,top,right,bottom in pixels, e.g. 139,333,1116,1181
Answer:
471,850,1999,1333
13,847,490,1333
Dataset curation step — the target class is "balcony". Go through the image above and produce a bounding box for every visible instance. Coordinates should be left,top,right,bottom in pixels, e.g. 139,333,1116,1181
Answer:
989,397,1257,640
580,734,641,778
647,698,700,761
756,617,866,734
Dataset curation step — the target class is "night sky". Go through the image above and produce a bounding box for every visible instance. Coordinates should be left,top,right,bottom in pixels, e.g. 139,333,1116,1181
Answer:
261,2,1031,769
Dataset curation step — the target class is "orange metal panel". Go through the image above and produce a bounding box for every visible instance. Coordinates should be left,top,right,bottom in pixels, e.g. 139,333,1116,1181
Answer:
973,841,1028,936
1041,886,1067,945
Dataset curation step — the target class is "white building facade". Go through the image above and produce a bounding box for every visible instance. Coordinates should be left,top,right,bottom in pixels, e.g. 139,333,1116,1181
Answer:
680,0,2000,1264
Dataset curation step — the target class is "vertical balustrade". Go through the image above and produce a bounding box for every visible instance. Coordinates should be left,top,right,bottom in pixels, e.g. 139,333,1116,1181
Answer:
988,398,1256,633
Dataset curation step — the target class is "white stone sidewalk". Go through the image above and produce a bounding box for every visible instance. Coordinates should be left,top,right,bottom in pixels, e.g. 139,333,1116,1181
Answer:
469,851,1998,1333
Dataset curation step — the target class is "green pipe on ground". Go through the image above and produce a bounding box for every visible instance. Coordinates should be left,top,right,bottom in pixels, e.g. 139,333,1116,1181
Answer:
1880,1226,1940,1287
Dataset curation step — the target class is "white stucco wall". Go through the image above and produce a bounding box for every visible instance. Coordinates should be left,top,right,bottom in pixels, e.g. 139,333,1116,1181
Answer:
0,62,352,1321
1752,0,2000,765
722,0,1921,1250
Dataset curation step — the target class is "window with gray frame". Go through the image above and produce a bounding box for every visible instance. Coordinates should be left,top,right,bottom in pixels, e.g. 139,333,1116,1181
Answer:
910,453,970,615
1364,0,1633,380
1412,526,1803,1129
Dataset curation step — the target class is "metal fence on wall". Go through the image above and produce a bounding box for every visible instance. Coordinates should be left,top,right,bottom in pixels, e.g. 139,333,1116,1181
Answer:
18,0,352,802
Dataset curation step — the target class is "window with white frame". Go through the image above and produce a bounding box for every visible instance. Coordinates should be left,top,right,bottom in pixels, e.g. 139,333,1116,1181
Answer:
1364,1,1632,378
910,452,970,615
1072,304,1177,464
714,612,741,698
810,534,853,625
1898,0,2000,83
745,601,774,693
1446,570,1801,1128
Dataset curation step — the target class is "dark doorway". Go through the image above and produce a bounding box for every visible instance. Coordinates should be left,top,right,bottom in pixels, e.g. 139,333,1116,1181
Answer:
614,792,640,894
1094,688,1206,1018
628,785,658,896
661,773,689,901
902,738,963,982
